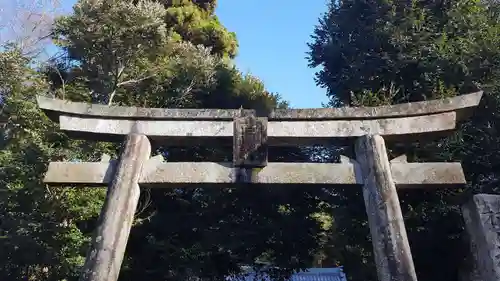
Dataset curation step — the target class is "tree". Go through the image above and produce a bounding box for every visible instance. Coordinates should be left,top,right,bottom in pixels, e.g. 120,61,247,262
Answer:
308,0,500,280
0,47,113,281
1,0,328,280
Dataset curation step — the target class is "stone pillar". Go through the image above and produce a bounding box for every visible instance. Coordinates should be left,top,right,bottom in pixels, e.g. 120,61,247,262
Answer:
462,194,500,281
355,134,418,281
79,134,151,281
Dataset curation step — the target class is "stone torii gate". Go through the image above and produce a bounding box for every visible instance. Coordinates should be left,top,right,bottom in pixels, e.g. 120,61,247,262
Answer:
37,91,483,281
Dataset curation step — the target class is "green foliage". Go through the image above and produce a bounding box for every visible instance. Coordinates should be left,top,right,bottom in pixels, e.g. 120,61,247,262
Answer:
54,0,170,104
164,2,238,58
1,0,325,280
161,0,218,14
308,0,500,280
53,0,236,105
308,0,498,106
0,48,110,280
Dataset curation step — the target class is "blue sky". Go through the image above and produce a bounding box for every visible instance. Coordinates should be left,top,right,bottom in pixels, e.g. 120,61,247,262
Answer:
58,0,330,108
215,1,330,108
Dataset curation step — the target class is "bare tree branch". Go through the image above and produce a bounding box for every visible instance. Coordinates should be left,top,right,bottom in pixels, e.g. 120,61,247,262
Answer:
1,0,62,58
116,75,155,87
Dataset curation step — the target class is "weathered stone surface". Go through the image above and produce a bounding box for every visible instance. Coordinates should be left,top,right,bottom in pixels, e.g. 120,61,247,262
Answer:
44,162,118,186
390,162,465,188
340,155,358,164
390,154,408,163
269,111,456,140
150,162,359,186
57,112,457,144
79,134,150,281
462,194,500,281
59,115,232,139
233,115,268,167
37,91,482,121
100,154,112,162
355,135,417,281
270,91,482,121
37,95,254,121
44,161,465,188
45,162,359,186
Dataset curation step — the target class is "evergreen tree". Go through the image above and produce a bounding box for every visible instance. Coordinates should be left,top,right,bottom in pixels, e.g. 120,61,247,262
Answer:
0,47,112,281
308,1,500,280
1,0,328,280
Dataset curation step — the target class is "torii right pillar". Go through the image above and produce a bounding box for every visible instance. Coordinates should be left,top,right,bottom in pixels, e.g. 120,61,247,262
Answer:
356,134,418,281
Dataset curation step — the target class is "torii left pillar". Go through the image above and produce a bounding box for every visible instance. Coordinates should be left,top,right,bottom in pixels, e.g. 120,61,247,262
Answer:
79,134,151,281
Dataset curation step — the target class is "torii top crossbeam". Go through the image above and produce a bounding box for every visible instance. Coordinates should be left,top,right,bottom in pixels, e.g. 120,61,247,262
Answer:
37,91,482,145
